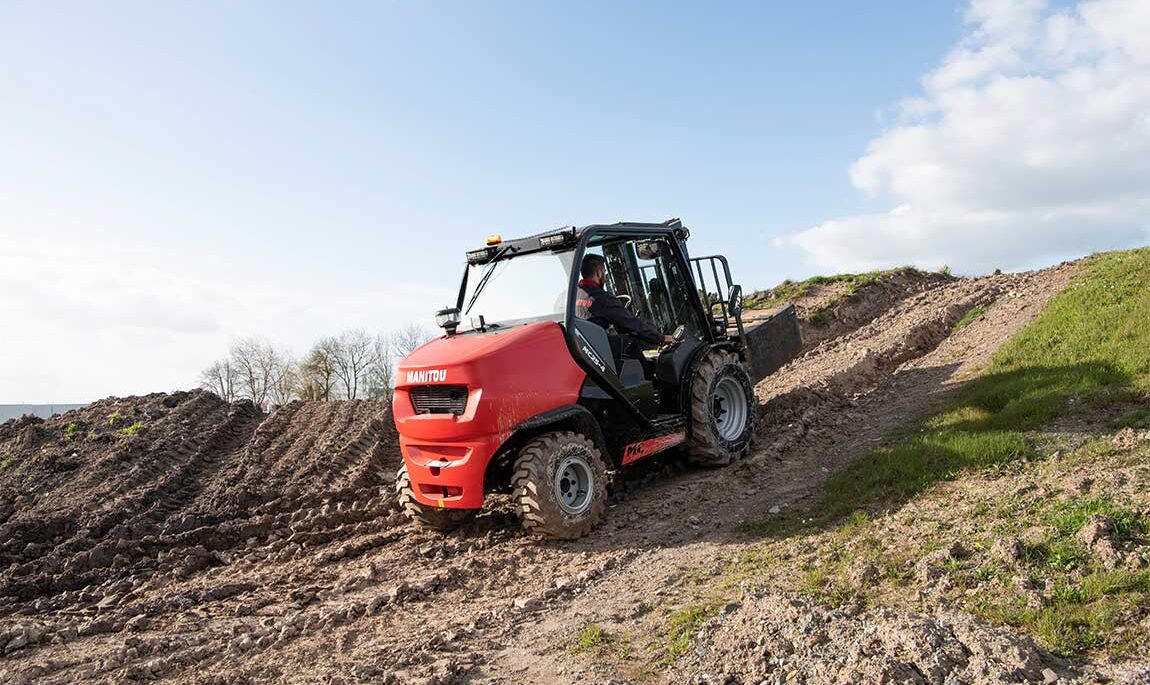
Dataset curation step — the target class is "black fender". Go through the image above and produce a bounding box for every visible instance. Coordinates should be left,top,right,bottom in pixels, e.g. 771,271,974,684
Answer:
510,404,609,458
678,341,745,416
482,404,612,494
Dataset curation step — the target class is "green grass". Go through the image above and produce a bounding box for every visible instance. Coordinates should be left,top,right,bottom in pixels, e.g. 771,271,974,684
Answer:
568,623,610,655
0,456,15,470
1035,568,1150,656
992,250,1150,387
1110,408,1150,430
1047,496,1144,542
1023,496,1145,574
115,421,145,437
953,306,985,332
63,422,82,441
662,604,716,662
974,568,1150,657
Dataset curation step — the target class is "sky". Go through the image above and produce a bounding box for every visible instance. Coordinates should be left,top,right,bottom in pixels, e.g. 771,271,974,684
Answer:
2,0,1148,403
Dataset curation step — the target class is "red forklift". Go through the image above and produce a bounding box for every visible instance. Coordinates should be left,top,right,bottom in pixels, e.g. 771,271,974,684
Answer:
393,219,785,539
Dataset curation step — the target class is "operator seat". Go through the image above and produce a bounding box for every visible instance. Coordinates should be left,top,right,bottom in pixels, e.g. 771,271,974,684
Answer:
574,282,656,392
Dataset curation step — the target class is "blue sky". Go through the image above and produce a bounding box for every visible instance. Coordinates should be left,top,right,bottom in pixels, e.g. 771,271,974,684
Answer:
3,0,1148,401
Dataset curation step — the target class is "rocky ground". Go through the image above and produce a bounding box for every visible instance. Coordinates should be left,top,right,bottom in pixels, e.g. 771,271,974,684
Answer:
2,258,1147,684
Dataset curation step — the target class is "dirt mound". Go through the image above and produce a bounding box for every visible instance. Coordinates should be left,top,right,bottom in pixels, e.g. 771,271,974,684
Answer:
744,268,954,353
0,394,398,610
676,592,1127,685
191,399,398,516
0,391,252,572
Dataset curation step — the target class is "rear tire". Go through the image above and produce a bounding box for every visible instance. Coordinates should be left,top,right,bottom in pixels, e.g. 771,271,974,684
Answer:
395,463,476,532
512,431,607,540
687,349,756,466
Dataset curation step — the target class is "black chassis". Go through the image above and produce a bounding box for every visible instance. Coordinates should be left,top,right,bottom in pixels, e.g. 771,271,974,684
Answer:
461,219,747,470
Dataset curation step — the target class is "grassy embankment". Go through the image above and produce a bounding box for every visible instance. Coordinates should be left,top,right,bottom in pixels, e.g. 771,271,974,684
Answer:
731,248,1150,657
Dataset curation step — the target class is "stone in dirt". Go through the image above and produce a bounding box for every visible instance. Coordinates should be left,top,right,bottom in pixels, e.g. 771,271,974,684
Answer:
992,536,1025,564
389,582,412,604
513,597,541,611
846,560,879,588
915,540,966,582
1112,427,1139,450
5,630,30,654
1079,515,1114,547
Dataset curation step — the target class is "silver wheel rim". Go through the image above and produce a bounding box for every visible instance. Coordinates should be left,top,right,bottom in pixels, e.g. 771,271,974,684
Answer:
554,452,594,516
712,376,749,442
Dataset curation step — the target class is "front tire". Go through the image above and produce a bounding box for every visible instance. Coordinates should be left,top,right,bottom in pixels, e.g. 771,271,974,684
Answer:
687,349,756,466
395,463,477,532
511,431,607,540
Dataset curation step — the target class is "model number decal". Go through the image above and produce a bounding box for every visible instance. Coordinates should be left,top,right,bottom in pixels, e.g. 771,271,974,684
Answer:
622,432,687,465
574,330,608,374
406,369,447,383
580,345,606,373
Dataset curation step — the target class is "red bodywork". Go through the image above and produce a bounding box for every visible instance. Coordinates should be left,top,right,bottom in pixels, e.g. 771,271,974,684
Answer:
393,321,586,509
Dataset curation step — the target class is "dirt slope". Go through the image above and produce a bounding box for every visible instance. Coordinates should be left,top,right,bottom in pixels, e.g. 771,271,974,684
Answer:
742,268,954,353
3,258,1144,685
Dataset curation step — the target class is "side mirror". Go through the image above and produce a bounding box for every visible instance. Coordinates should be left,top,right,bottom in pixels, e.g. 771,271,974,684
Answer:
727,285,743,315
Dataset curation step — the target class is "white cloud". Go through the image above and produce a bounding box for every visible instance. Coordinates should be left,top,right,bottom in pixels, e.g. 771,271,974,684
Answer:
787,0,1150,273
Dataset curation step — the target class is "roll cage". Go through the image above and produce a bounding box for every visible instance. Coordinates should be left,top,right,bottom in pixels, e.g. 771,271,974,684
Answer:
455,220,747,430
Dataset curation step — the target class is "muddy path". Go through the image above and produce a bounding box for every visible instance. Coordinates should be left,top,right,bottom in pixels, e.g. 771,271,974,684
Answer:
0,264,1077,684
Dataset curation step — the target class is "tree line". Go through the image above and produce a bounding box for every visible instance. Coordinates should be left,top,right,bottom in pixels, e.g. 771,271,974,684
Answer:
199,324,433,406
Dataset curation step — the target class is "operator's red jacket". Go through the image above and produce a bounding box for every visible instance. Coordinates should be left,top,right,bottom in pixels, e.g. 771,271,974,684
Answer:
576,279,664,345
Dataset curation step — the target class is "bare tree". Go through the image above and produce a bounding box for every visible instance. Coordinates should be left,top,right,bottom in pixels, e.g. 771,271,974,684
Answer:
268,352,299,407
199,359,236,402
331,330,373,400
391,322,435,358
298,340,338,401
229,338,283,407
364,334,394,399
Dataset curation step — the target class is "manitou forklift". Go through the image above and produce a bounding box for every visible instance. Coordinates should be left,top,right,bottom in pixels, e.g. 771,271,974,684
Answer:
393,219,763,539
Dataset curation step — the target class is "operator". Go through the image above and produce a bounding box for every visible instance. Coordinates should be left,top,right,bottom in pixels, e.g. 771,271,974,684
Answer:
576,254,676,349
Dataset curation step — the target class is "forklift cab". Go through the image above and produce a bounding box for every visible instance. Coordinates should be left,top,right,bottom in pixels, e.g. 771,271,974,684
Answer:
570,232,710,420
450,219,746,429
